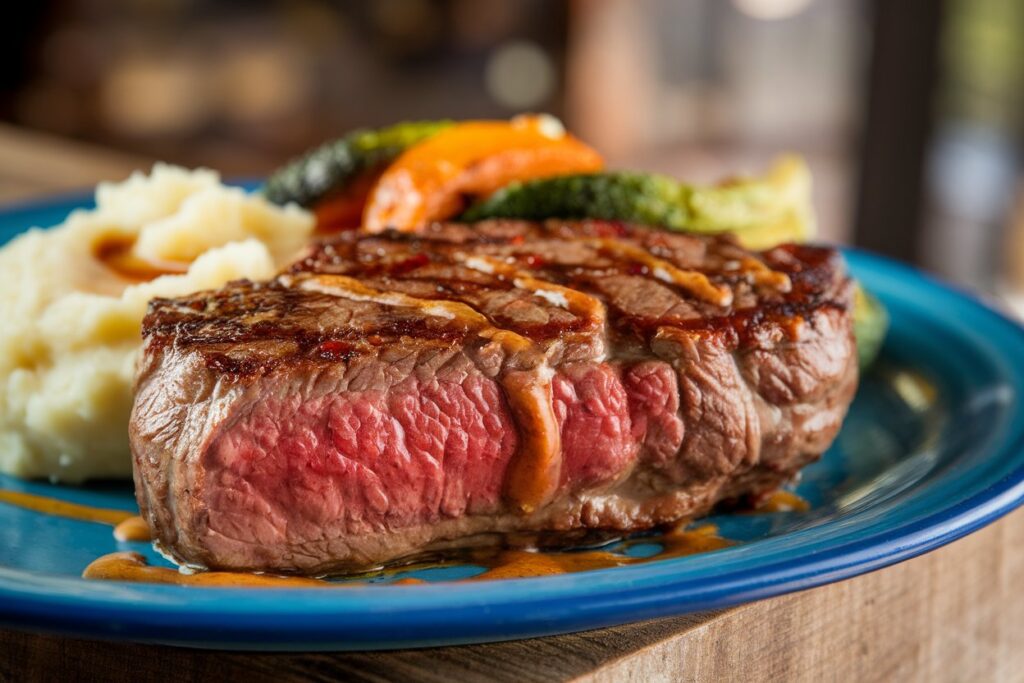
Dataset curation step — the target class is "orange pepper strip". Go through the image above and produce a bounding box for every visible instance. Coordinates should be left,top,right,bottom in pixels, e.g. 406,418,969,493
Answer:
362,116,604,233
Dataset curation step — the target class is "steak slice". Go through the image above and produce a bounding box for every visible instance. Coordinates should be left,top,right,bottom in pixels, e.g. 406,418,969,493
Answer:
131,220,857,574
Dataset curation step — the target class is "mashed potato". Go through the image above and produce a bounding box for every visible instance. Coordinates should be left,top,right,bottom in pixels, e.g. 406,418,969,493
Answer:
0,164,314,482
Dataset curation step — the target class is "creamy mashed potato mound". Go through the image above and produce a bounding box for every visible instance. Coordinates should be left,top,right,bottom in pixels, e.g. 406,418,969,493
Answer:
0,164,314,482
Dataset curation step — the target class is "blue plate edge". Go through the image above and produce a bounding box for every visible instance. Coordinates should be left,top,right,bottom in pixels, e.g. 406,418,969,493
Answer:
0,192,1023,650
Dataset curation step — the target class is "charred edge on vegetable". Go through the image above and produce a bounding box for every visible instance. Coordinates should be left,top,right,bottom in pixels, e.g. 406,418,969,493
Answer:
263,120,453,207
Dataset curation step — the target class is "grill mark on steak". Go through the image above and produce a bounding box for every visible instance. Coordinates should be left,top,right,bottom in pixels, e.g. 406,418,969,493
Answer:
584,238,738,305
131,219,857,574
279,220,811,355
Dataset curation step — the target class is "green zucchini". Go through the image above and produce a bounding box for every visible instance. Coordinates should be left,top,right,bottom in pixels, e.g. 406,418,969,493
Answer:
461,172,689,229
460,156,815,250
263,120,453,207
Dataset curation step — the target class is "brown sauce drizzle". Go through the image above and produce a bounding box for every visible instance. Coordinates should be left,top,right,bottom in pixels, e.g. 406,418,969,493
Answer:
590,239,734,307
5,487,761,588
737,256,792,292
500,371,562,512
93,235,189,282
471,524,730,580
456,254,606,324
113,515,153,542
0,490,154,542
297,273,533,352
754,490,809,513
82,525,730,587
83,552,330,587
0,489,135,526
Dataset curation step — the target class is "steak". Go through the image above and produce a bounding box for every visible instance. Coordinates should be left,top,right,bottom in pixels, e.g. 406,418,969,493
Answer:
130,220,858,574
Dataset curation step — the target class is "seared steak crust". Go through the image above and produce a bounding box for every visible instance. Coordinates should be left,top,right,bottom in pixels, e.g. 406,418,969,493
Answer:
131,220,857,573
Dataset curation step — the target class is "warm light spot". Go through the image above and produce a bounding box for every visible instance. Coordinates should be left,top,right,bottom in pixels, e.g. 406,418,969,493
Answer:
732,0,815,21
485,41,556,109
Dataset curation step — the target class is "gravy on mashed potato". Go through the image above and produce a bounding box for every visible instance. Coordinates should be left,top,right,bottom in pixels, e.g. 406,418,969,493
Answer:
0,164,313,482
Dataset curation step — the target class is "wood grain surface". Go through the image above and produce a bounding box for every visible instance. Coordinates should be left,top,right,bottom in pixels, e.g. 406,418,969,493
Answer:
0,126,1022,683
0,124,146,203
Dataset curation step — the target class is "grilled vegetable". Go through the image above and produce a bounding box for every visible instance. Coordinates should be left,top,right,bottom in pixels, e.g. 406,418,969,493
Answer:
689,155,815,250
362,115,604,233
263,120,453,208
461,171,685,228
461,156,814,250
853,285,888,371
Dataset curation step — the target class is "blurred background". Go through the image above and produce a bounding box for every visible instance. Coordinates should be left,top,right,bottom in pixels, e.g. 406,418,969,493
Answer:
1,0,1023,312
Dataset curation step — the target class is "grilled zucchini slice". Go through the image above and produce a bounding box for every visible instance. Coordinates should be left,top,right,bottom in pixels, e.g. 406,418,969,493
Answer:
461,156,815,250
263,120,453,207
461,172,687,229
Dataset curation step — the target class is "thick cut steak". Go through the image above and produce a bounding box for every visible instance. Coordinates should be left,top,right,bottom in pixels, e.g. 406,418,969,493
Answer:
131,220,857,574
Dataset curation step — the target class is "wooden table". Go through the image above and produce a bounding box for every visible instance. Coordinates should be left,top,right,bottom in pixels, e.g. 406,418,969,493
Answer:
1,125,1022,682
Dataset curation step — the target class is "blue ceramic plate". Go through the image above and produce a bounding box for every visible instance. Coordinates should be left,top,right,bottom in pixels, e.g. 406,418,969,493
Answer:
1,191,1023,651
